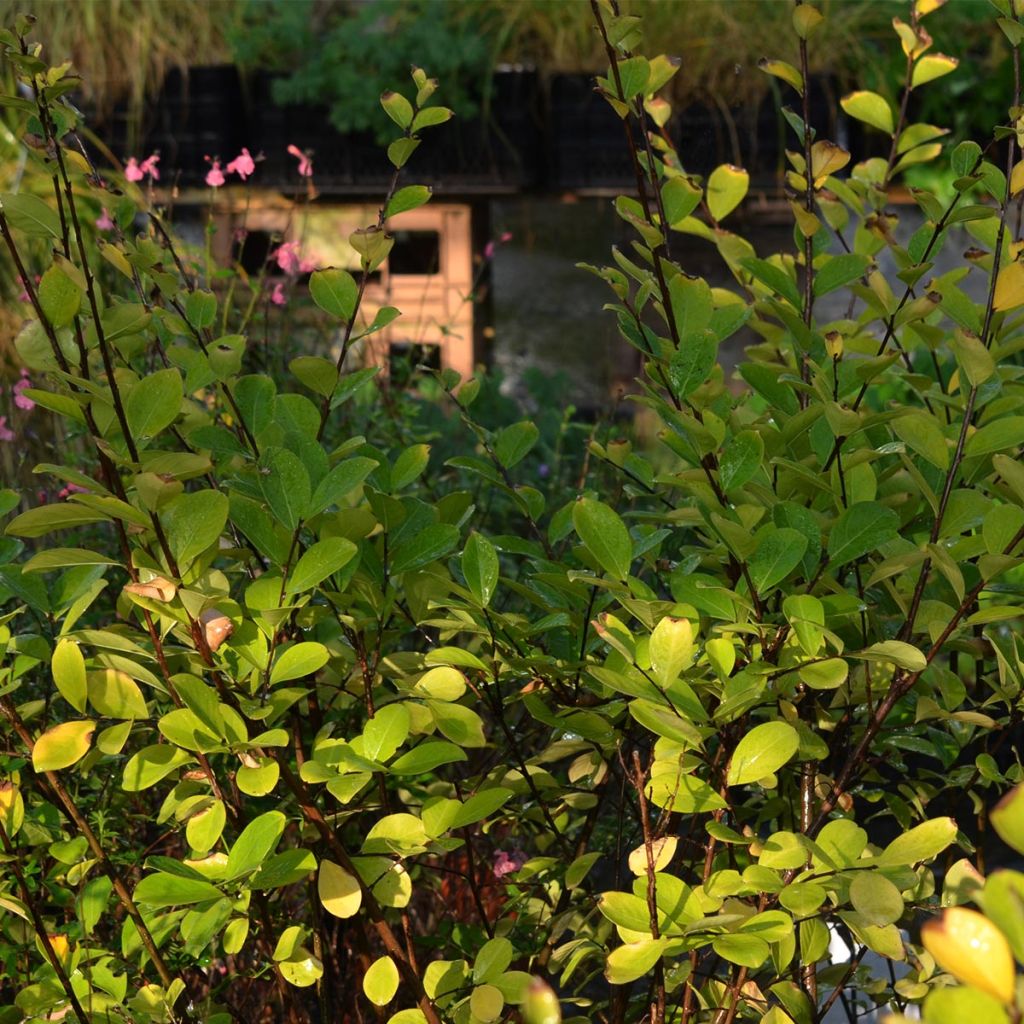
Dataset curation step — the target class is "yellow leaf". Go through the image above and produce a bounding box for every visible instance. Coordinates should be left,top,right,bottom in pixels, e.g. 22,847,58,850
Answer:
32,720,95,772
810,140,851,182
994,260,1024,312
627,836,678,876
1011,161,1024,197
792,5,823,39
317,859,362,919
921,906,1014,1003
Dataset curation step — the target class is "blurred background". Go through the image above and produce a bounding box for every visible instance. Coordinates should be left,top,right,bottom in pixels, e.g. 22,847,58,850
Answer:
0,0,1012,411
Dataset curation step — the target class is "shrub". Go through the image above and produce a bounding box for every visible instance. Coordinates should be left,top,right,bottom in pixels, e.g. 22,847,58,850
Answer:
5,3,1024,1024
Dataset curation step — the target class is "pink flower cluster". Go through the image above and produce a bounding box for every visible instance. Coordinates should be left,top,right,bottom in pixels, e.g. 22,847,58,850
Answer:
271,241,316,276
13,369,34,411
125,153,160,183
1,369,35,442
128,144,313,189
493,848,526,878
484,232,514,260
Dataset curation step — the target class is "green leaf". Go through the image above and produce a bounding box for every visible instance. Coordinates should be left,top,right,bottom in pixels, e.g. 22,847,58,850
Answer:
727,721,799,786
718,431,763,491
23,547,119,573
893,413,949,469
309,268,358,322
258,447,311,531
391,444,431,491
605,939,667,984
309,456,378,515
5,503,110,538
662,176,702,225
614,56,650,100
856,641,927,671
840,90,895,133
101,302,151,342
390,740,467,775
286,538,357,595
923,988,1009,1024
876,817,957,866
573,498,632,580
126,368,182,442
951,331,996,386
390,523,460,574
828,502,898,566
669,275,713,338
270,642,330,685
164,489,229,568
462,532,499,607
364,955,399,1006
385,185,432,218
711,934,770,968
850,871,904,926
648,616,694,686
783,595,825,656
964,417,1024,458
799,658,849,690
381,90,414,128
32,720,95,772
250,848,318,889
37,264,82,327
226,811,287,880
0,192,61,237
134,872,222,908
706,164,749,221
473,937,514,984
495,422,539,469
88,669,148,719
52,639,87,713
668,329,717,397
749,528,808,593
122,744,194,791
813,253,870,296
362,704,410,763
741,257,802,310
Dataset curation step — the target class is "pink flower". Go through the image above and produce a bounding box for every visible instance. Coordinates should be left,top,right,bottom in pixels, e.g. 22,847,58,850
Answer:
272,241,301,274
484,233,513,260
298,257,317,274
96,207,115,231
226,147,256,180
124,157,144,183
139,153,160,181
205,157,225,189
493,849,525,878
58,483,89,500
13,369,34,411
270,283,287,306
287,144,313,178
0,417,14,443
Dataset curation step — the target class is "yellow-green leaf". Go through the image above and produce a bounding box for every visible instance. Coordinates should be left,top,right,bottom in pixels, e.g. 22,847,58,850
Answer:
707,164,749,222
840,91,895,134
363,955,399,1006
318,859,362,919
912,53,958,88
758,58,803,95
